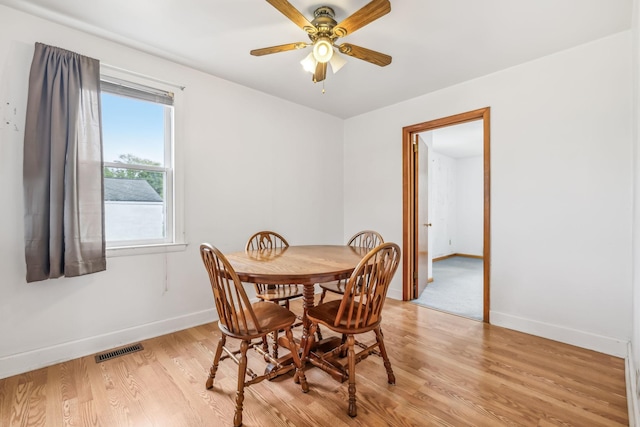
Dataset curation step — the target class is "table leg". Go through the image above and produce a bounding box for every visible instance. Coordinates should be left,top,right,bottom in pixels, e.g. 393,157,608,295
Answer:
267,284,340,381
301,284,316,338
266,284,315,378
301,284,324,341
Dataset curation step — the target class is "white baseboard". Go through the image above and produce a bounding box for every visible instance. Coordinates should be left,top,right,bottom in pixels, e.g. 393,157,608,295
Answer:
628,342,640,427
490,310,628,357
0,308,217,380
386,286,403,300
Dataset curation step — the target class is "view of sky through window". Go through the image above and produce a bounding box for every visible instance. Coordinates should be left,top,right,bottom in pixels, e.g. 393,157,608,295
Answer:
101,93,165,165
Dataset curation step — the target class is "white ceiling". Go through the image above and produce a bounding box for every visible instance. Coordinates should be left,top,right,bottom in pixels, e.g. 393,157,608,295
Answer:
0,0,631,119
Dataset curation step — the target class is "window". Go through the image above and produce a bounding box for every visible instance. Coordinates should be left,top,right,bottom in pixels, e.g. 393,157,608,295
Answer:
100,75,177,249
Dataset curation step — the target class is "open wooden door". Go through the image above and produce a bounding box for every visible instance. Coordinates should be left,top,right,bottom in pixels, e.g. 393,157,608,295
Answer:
402,107,491,322
416,133,430,297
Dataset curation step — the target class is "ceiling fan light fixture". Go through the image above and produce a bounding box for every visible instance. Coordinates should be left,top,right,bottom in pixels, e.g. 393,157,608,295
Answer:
312,37,333,63
300,52,317,73
329,52,347,74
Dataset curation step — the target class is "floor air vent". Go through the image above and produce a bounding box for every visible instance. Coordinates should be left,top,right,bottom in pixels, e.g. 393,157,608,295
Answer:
95,343,144,363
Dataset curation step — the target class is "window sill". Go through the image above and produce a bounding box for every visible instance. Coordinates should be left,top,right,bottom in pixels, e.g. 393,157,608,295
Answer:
106,242,188,258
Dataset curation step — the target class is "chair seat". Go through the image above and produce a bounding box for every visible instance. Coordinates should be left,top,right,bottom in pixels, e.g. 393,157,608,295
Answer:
256,285,303,302
307,300,380,334
318,280,345,295
219,301,297,339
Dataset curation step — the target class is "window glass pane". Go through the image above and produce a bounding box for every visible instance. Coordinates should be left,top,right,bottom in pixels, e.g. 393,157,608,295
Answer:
102,93,166,166
104,169,166,242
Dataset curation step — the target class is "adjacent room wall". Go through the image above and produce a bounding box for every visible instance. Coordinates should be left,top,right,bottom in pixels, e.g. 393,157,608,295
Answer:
344,31,633,356
429,152,483,259
0,5,345,379
430,151,457,258
456,156,483,256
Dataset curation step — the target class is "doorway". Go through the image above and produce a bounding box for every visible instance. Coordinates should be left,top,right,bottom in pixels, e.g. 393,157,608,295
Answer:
402,107,491,322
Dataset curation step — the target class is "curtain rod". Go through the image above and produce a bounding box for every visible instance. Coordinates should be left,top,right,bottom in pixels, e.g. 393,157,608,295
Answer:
100,63,186,91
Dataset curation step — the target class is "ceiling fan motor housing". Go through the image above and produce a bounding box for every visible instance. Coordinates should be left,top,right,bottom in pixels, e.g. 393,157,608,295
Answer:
309,6,345,41
314,6,335,19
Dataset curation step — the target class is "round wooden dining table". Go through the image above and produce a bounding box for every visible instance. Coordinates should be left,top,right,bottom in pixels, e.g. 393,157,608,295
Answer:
224,245,369,379
225,245,367,283
225,244,368,316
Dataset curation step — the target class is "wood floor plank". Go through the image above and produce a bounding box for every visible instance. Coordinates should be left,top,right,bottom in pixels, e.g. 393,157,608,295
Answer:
0,298,629,426
24,369,47,427
7,376,32,426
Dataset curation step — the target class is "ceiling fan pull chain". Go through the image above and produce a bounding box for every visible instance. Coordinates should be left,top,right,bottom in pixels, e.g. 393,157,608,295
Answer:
322,80,325,94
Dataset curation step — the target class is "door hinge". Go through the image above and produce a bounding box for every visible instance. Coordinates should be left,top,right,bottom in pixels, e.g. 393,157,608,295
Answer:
413,140,418,152
413,271,418,280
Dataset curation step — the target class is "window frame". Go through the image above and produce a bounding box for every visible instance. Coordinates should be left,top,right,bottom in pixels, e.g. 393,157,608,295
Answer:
100,69,186,256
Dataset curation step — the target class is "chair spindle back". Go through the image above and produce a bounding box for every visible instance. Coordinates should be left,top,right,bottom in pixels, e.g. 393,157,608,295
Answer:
348,230,384,249
246,231,292,295
335,243,401,329
200,243,262,336
245,231,289,251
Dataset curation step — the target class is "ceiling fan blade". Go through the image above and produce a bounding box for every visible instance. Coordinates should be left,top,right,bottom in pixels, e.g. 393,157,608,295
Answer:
333,0,391,37
266,0,316,34
313,62,327,82
250,42,308,56
338,43,392,67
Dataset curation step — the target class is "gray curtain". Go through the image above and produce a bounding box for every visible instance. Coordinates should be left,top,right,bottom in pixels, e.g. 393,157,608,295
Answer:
23,43,106,283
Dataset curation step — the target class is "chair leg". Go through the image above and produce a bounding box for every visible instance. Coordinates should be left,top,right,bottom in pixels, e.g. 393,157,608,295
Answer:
299,322,318,372
319,288,327,304
346,334,357,417
374,327,396,385
234,340,249,427
206,334,226,389
272,330,279,360
285,327,309,393
262,335,270,361
314,289,324,341
339,333,348,357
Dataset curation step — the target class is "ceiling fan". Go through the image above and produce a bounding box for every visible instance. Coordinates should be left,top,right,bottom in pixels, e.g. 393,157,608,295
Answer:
250,0,392,83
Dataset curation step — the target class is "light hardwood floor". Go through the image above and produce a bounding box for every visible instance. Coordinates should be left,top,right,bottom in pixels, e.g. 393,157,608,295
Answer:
0,296,628,426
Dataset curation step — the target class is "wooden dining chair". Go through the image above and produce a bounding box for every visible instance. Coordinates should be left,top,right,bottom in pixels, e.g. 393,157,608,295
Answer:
245,231,305,358
301,242,401,418
318,230,384,304
199,243,309,427
245,231,304,310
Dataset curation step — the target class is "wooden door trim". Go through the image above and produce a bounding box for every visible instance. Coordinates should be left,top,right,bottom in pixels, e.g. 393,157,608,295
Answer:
402,107,491,322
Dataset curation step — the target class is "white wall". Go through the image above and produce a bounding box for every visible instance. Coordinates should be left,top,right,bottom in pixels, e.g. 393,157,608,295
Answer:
631,0,640,421
0,5,345,379
345,31,633,356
